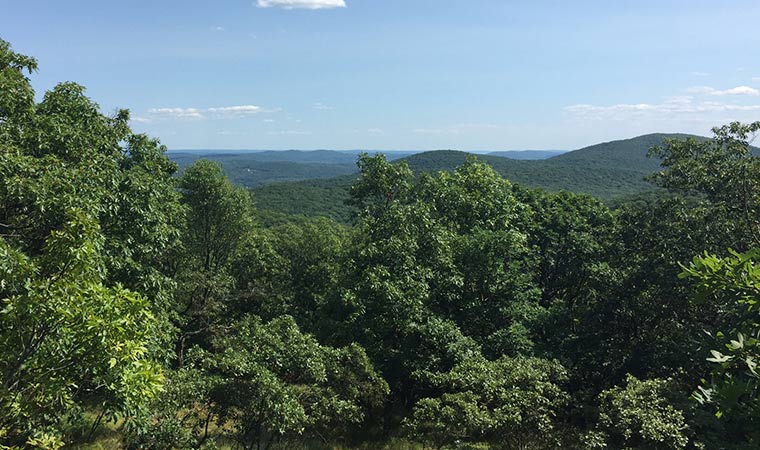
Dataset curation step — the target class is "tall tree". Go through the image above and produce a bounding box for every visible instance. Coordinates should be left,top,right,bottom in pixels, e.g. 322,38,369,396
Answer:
649,121,760,250
174,159,256,365
0,39,169,445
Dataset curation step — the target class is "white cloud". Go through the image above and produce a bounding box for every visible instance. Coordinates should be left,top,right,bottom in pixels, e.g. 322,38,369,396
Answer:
267,130,312,135
367,128,384,135
256,0,346,9
690,71,709,77
146,105,265,120
211,26,226,32
130,116,151,123
148,107,204,119
686,85,759,96
313,102,334,110
564,95,760,121
207,105,263,116
720,86,759,96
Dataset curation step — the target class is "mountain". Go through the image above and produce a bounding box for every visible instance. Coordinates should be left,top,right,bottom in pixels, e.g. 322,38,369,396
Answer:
400,150,656,199
167,150,422,187
168,151,356,187
251,133,711,221
487,150,567,160
548,133,699,171
169,153,356,188
195,133,760,222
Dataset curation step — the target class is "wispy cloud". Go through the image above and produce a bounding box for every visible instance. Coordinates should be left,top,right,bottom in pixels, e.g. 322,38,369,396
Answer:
207,105,263,116
313,102,334,110
367,128,384,135
256,0,346,9
210,26,226,32
146,105,265,120
564,96,760,120
690,71,709,77
148,107,205,119
686,85,759,96
267,130,312,135
130,116,151,123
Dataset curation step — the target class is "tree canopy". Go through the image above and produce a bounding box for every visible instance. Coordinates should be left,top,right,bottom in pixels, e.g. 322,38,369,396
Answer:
2,38,760,449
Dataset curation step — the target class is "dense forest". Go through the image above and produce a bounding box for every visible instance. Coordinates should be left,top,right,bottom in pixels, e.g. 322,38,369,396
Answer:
1,39,759,450
248,135,760,226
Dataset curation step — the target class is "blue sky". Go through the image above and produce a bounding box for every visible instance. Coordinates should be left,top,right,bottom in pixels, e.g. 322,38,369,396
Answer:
2,0,760,150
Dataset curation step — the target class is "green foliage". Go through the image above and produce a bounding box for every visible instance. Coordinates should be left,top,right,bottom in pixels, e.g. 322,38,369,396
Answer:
237,217,349,333
133,316,388,449
253,175,355,224
338,156,543,405
684,249,760,448
589,375,690,450
0,39,169,446
348,152,414,215
173,159,256,365
513,188,619,369
650,122,760,249
405,356,569,450
7,37,760,450
251,135,706,225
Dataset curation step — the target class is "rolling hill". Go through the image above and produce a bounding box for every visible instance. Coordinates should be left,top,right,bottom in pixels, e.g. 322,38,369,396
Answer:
168,150,419,187
168,152,356,187
548,133,698,171
180,133,758,223
487,150,567,159
251,133,710,222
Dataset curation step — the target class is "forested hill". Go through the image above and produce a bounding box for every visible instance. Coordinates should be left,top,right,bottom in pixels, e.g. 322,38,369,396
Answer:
253,133,713,222
548,133,700,171
168,150,415,187
170,135,710,192
405,133,705,173
487,149,567,159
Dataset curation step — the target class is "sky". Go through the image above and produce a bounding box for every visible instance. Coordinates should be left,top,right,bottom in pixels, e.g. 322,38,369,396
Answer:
2,0,760,150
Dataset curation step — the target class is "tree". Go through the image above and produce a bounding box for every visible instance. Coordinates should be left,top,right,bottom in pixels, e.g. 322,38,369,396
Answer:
133,316,388,450
416,159,541,358
649,121,760,250
405,355,569,450
0,39,167,445
588,375,690,450
233,217,349,336
685,249,760,448
174,159,256,365
512,188,619,371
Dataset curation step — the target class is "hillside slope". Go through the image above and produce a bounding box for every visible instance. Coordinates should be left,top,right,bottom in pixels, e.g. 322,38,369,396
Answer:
487,150,566,159
170,152,358,187
548,133,699,171
252,133,710,221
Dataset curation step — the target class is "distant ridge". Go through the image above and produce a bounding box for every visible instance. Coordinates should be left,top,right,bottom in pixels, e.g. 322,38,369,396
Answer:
548,133,702,172
487,150,567,160
252,133,726,222
175,132,759,221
